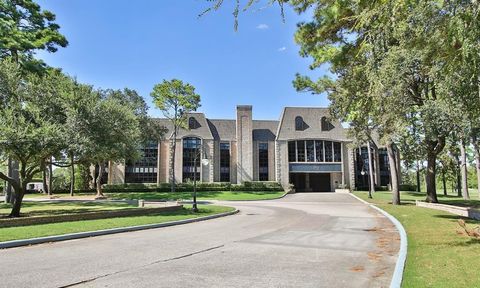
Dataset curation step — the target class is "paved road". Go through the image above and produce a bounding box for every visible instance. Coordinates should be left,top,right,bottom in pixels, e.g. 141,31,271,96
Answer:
0,193,399,288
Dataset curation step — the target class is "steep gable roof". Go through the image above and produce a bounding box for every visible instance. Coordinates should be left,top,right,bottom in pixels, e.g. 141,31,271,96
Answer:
276,107,348,141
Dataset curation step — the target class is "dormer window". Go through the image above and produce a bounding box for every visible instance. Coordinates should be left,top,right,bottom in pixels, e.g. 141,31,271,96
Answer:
321,116,334,131
188,117,198,129
295,116,305,131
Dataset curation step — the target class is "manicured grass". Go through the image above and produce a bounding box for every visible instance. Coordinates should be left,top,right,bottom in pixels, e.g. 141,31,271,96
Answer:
24,190,286,201
358,189,480,208
0,201,135,218
0,204,234,242
354,191,480,288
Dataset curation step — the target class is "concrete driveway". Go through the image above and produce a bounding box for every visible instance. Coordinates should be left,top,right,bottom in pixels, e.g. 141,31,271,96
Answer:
0,193,399,288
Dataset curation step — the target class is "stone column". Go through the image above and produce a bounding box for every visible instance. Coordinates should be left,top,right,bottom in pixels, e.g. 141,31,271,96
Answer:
236,105,253,183
347,147,356,191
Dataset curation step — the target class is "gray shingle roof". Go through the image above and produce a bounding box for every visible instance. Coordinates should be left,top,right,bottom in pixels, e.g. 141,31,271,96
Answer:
276,107,349,141
207,119,236,141
153,113,214,140
253,120,279,141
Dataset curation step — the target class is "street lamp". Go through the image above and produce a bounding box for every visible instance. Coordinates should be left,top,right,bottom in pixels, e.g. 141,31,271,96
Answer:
361,163,372,199
192,143,209,213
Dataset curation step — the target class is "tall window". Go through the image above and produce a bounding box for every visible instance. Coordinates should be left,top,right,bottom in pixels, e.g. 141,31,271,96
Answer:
220,142,230,182
288,141,296,162
295,116,305,131
306,140,315,162
125,142,158,183
315,140,324,162
287,140,341,163
333,142,342,162
258,143,269,181
324,141,333,162
183,137,201,182
297,140,305,162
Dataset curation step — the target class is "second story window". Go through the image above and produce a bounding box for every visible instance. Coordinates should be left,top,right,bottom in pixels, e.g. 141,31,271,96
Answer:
295,116,305,131
188,117,198,129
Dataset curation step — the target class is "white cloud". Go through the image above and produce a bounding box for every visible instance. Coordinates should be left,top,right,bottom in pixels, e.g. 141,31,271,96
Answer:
256,24,269,30
277,46,287,52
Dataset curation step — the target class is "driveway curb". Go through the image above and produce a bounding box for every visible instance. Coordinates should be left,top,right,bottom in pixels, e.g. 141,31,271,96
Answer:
349,193,407,288
0,209,239,249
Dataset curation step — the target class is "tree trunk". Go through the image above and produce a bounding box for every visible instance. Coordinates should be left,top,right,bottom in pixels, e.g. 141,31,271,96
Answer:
170,129,177,193
42,167,48,195
6,158,18,204
456,166,462,197
425,138,445,203
386,141,400,205
416,160,421,192
48,156,53,195
425,151,438,203
70,153,75,197
95,162,105,198
442,168,447,196
9,185,25,217
367,141,375,197
473,139,480,199
460,139,470,200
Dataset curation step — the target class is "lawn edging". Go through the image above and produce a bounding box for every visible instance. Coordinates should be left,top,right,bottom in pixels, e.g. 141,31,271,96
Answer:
349,193,407,288
0,208,239,249
219,191,290,202
415,200,480,220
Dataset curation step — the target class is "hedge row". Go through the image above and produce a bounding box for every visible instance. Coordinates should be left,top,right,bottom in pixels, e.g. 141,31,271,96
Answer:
52,181,284,194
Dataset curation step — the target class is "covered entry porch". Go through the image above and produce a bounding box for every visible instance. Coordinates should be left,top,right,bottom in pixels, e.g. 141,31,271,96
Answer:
289,163,344,192
290,173,331,192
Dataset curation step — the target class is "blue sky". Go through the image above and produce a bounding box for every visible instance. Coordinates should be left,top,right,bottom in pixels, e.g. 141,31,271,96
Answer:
36,0,329,120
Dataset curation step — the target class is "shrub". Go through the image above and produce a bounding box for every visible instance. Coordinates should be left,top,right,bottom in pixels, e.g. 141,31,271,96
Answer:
399,184,417,191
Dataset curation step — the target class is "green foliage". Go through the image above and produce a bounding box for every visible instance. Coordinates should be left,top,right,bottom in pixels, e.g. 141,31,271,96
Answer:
103,181,284,193
0,0,68,70
150,79,201,131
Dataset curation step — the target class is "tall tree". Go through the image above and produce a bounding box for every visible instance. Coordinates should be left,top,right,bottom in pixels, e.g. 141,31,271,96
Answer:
0,59,66,216
83,90,141,198
151,79,201,192
0,0,68,69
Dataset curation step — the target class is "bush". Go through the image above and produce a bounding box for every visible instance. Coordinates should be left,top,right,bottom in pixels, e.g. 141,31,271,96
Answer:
101,181,284,193
400,184,417,191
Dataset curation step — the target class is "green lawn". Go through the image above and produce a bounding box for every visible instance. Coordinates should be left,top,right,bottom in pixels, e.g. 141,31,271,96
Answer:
0,204,234,242
23,190,286,201
0,201,135,218
354,191,480,288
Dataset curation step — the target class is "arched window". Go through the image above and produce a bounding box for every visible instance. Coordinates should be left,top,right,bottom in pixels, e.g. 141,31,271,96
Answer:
188,117,198,129
321,116,334,131
295,116,304,131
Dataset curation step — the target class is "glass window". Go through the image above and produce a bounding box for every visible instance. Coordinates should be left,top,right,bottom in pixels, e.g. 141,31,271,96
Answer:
297,140,305,162
188,117,198,129
321,116,334,131
295,116,304,131
182,137,201,182
288,141,296,162
125,142,158,183
220,142,230,182
306,140,315,162
324,141,333,162
258,143,269,181
333,142,342,162
315,140,324,162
